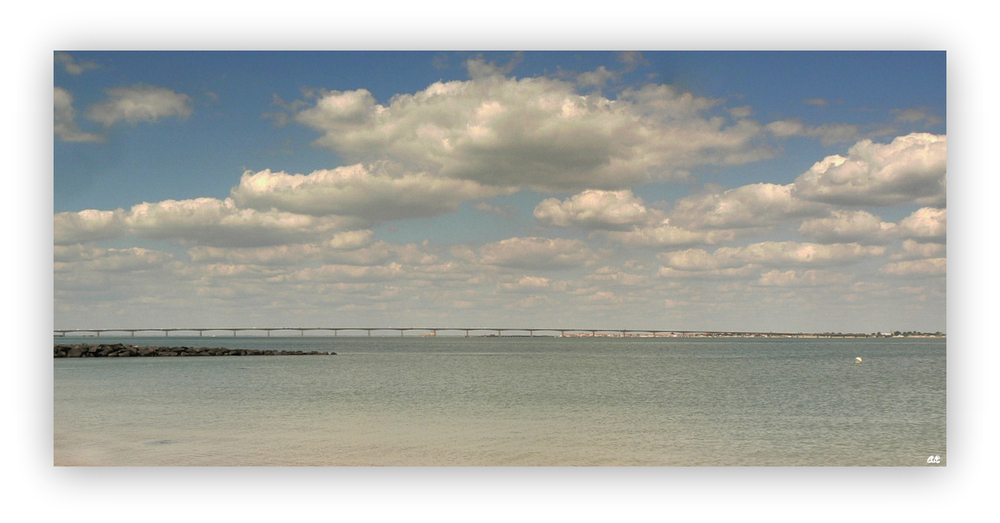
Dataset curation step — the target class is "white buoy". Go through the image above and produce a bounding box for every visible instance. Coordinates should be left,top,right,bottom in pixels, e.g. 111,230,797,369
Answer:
855,357,863,363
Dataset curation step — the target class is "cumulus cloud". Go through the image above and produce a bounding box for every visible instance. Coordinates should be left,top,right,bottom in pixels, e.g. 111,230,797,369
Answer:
56,247,175,273
717,241,886,267
54,87,103,142
660,242,886,272
797,210,898,244
319,241,439,267
86,85,193,126
479,237,598,270
891,239,945,260
534,190,650,230
584,266,650,287
576,66,618,88
54,208,127,244
291,60,773,191
898,207,946,242
231,164,513,221
791,133,946,207
602,223,734,248
656,264,762,280
669,183,827,230
54,198,367,247
757,269,854,287
129,198,366,247
658,248,745,271
187,244,322,266
284,263,405,283
534,188,737,247
499,275,555,292
879,258,946,277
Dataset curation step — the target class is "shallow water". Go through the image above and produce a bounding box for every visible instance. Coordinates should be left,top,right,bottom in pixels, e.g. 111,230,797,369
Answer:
53,336,946,466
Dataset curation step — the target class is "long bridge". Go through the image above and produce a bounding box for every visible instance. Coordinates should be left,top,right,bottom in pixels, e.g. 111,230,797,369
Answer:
52,327,835,338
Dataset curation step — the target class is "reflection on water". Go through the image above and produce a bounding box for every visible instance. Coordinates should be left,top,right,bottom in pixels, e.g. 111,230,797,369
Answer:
54,336,946,466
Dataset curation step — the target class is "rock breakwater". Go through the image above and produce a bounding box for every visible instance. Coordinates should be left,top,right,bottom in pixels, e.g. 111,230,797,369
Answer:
54,343,335,358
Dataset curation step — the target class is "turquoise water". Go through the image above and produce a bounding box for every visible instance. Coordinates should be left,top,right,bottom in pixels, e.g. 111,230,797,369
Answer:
53,336,946,466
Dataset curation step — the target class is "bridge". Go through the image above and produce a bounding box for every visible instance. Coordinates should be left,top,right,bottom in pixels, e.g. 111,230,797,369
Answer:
52,327,813,338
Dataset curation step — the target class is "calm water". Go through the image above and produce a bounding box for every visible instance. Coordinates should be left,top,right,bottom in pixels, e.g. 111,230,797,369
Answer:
53,336,946,466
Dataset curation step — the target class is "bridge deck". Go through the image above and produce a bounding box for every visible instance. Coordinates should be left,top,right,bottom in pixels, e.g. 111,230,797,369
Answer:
53,327,816,338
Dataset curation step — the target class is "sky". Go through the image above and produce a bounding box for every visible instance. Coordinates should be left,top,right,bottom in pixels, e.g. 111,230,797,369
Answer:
53,51,947,333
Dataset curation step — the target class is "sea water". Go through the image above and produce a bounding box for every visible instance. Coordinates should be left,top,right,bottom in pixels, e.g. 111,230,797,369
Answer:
53,336,946,466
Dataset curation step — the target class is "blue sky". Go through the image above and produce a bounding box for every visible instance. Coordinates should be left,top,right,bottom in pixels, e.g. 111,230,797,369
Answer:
54,51,947,332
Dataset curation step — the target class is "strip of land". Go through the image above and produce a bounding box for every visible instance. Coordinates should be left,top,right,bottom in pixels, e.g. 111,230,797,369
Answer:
53,343,335,358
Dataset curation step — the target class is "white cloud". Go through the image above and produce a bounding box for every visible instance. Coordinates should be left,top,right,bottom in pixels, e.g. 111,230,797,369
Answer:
658,248,745,271
285,263,405,283
534,188,738,247
797,210,898,244
576,66,618,88
597,221,735,247
661,242,886,272
717,241,886,267
54,208,127,244
657,264,762,280
319,241,438,266
879,258,946,277
291,63,773,191
325,229,376,250
186,244,321,266
891,239,946,260
499,275,554,292
56,247,175,273
54,87,103,143
54,198,367,247
758,269,854,287
791,133,946,206
231,165,513,221
127,198,365,247
584,266,650,287
898,207,946,242
534,190,650,230
669,183,827,230
479,237,599,270
86,85,193,126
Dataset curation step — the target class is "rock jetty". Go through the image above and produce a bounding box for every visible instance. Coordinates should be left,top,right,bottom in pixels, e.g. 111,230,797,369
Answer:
54,343,335,358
